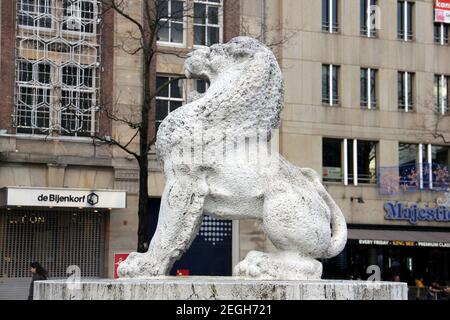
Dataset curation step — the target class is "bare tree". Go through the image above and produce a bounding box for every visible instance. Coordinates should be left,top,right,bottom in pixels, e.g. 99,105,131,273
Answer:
94,0,192,252
415,94,450,145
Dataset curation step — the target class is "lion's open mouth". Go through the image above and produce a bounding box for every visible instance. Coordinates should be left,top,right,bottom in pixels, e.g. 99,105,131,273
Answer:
184,54,212,97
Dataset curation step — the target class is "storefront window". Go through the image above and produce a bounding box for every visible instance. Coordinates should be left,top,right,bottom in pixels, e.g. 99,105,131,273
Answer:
322,238,450,299
397,143,449,191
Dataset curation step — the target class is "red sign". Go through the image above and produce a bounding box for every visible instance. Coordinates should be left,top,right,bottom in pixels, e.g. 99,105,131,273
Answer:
435,0,450,23
114,253,129,279
435,0,450,10
176,269,190,276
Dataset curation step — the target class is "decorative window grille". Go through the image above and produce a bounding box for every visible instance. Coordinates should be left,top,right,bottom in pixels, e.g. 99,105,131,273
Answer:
18,0,53,28
15,0,100,136
157,0,185,44
193,0,222,46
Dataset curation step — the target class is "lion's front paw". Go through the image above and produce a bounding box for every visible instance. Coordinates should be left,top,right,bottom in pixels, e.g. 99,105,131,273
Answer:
117,252,162,279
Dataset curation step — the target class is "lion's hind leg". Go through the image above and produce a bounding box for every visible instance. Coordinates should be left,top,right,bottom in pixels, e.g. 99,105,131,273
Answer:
232,181,329,280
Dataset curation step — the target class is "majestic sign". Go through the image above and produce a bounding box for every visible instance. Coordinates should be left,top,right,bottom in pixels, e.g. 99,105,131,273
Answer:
384,202,450,225
1,187,126,209
435,0,450,23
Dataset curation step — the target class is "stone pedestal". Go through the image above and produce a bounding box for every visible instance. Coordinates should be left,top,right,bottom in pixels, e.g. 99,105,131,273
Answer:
34,277,408,300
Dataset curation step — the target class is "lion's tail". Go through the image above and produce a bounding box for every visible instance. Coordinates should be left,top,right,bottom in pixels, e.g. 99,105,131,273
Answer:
321,190,347,258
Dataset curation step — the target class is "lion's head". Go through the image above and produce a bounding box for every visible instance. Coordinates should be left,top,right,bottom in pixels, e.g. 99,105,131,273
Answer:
183,37,284,133
185,36,275,82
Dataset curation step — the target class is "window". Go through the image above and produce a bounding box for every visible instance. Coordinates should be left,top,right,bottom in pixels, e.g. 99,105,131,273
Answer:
194,79,209,94
399,143,418,167
18,0,52,28
156,75,184,133
360,0,377,37
434,74,449,115
398,143,450,190
347,139,377,184
322,64,339,106
433,145,450,169
322,138,377,185
397,1,413,41
62,0,97,34
194,0,222,46
16,60,51,134
60,65,96,134
157,0,185,44
322,0,339,33
434,23,449,45
398,71,414,112
323,138,342,182
360,68,377,109
15,1,100,136
398,143,420,188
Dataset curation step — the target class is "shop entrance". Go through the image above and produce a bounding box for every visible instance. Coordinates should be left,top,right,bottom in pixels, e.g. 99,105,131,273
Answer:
323,240,450,285
0,209,107,300
148,198,233,276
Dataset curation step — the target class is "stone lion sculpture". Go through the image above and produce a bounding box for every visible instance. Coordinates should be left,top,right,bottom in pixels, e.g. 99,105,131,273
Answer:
118,37,347,280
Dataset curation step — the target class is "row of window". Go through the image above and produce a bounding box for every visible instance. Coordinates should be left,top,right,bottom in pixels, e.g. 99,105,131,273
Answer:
157,0,222,46
18,0,223,47
18,0,98,34
322,138,450,187
323,0,450,44
322,64,450,114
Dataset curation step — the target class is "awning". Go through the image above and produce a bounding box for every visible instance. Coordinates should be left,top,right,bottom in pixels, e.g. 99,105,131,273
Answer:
348,228,450,247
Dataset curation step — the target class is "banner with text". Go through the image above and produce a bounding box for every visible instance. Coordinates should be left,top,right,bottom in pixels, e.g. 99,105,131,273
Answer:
435,0,450,23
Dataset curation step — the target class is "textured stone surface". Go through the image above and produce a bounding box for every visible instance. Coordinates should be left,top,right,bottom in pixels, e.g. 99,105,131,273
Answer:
34,278,408,300
117,37,347,280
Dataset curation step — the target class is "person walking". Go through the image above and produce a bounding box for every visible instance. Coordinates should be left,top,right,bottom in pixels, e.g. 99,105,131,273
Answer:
28,262,48,300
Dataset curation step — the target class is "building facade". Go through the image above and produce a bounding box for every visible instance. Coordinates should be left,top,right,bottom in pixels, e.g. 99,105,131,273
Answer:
1,0,450,300
241,0,450,291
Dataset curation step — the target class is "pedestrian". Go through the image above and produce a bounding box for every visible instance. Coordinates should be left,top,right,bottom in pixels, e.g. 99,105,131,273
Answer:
428,280,444,300
28,262,48,300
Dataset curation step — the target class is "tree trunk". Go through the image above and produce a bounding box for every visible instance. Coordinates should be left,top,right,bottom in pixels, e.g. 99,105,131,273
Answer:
137,155,149,252
136,43,152,252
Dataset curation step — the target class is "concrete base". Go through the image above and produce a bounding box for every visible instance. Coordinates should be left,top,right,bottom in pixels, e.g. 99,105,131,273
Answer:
34,277,408,300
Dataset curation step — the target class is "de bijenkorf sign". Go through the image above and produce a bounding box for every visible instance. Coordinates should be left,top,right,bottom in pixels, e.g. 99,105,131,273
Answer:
1,187,126,209
384,202,450,225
